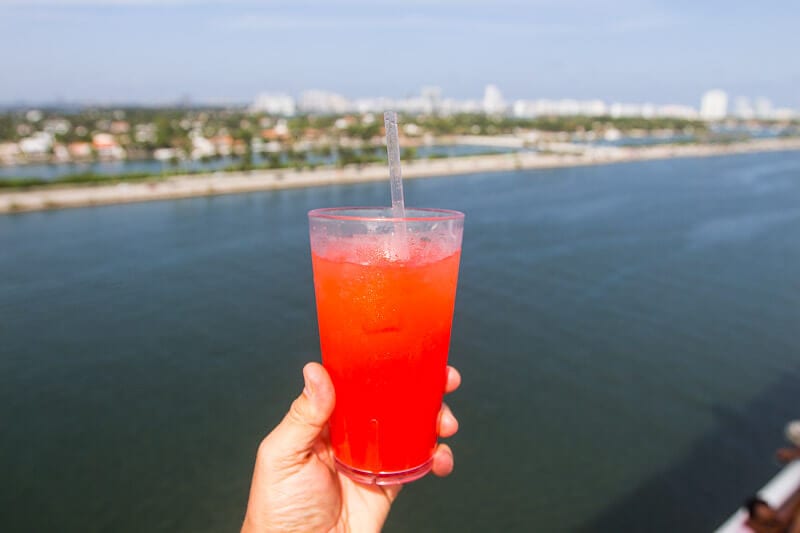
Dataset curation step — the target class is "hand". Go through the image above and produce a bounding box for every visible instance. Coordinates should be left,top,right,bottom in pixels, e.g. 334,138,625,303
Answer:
777,447,800,463
241,362,461,533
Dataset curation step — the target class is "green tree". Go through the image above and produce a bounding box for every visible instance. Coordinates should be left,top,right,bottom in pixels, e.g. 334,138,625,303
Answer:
401,146,418,161
267,153,282,169
239,130,254,171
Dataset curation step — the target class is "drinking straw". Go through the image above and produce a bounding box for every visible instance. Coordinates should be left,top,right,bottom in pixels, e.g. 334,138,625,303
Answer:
384,111,406,218
383,111,408,259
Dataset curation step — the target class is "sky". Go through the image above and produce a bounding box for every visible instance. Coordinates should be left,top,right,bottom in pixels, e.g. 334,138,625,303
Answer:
1,0,799,107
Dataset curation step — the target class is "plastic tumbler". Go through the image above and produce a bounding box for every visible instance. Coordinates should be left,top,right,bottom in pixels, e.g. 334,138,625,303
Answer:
309,207,464,484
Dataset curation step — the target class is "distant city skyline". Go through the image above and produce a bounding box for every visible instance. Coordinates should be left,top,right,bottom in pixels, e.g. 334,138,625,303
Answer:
1,0,799,107
246,86,796,120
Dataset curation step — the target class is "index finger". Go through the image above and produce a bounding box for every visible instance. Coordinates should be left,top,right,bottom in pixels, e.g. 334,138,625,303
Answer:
445,365,461,394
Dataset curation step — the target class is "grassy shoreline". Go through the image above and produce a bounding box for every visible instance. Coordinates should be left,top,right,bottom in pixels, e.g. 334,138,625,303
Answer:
2,137,800,214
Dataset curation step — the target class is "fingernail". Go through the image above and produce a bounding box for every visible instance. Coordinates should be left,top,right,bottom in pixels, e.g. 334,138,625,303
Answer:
303,367,314,399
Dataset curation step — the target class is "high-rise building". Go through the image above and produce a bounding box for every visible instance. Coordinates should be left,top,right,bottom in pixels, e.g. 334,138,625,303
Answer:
421,86,442,114
299,90,351,114
250,93,296,115
755,97,773,119
483,84,506,115
700,89,728,120
734,97,754,119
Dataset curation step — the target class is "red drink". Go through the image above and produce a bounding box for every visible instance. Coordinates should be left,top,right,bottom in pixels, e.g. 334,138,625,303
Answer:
309,207,464,484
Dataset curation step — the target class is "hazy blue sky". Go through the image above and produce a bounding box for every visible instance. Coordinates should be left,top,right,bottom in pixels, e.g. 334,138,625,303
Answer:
1,0,798,107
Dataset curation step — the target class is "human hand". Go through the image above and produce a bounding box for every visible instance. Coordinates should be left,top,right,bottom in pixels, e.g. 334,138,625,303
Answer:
241,362,461,533
777,447,800,464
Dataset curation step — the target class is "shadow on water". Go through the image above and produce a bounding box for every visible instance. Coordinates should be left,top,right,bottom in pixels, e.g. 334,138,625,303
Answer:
577,366,800,533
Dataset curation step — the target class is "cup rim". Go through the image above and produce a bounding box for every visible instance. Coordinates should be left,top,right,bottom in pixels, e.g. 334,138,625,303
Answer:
308,206,464,223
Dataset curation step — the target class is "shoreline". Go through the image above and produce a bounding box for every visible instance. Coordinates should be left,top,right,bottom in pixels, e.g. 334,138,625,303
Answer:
2,137,799,214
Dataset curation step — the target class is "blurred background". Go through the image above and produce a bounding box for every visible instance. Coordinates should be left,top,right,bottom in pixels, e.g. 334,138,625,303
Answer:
1,1,800,532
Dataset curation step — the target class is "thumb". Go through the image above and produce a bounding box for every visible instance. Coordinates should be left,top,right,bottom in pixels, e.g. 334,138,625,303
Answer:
267,362,335,460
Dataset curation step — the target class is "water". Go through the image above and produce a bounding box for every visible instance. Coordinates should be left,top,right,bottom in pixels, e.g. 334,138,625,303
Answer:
585,130,793,147
0,145,518,181
587,134,697,146
2,151,800,532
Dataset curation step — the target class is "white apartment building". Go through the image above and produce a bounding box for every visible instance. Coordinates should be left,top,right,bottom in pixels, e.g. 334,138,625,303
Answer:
483,85,506,115
251,93,296,115
299,90,351,114
700,89,728,120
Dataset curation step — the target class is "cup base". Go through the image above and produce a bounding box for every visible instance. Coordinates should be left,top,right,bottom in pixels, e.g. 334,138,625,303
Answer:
334,457,433,485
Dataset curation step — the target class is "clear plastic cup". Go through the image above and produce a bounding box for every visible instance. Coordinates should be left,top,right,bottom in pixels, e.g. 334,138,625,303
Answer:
309,207,464,484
